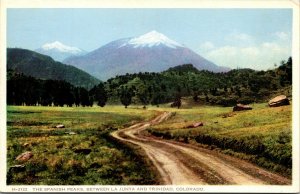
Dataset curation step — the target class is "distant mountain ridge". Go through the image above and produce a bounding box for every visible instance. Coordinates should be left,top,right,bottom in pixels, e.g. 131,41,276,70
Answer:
64,31,230,80
7,48,100,89
35,41,87,62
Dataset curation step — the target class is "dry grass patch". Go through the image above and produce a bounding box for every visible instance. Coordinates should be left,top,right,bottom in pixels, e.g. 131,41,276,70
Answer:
148,103,292,177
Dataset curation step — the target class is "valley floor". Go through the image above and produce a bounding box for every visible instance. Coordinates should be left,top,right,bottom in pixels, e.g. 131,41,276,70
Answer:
148,102,292,178
6,103,292,185
6,106,159,185
112,111,291,185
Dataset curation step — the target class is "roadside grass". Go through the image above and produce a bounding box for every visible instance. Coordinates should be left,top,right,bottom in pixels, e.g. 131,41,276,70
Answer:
148,103,292,178
7,105,159,185
7,103,293,184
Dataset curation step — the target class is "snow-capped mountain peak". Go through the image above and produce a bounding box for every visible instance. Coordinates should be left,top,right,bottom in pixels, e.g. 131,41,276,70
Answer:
64,31,230,80
121,30,184,49
36,41,86,62
41,41,83,54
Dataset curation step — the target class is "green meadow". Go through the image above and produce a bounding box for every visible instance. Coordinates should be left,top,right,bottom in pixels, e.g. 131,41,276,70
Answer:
7,105,159,185
7,102,292,185
148,101,292,178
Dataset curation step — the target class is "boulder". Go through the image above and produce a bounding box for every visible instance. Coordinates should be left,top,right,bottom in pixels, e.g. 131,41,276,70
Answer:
233,104,252,111
56,124,65,128
16,151,33,162
268,95,290,107
186,122,204,128
9,165,26,173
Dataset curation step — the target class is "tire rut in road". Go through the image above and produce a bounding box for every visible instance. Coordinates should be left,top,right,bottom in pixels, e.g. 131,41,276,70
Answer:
111,111,291,185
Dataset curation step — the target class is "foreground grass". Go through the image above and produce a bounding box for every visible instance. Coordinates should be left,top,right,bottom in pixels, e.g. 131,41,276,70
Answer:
7,103,292,184
148,103,292,178
7,105,159,185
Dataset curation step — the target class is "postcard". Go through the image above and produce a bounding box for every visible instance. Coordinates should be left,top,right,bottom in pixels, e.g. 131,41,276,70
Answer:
0,0,299,193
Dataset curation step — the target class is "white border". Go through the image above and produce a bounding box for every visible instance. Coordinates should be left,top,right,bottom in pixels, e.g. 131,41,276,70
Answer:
0,0,299,193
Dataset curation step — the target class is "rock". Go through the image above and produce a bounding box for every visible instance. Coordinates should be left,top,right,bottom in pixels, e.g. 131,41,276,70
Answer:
186,122,203,128
9,164,26,173
65,132,76,135
23,143,30,147
74,148,91,155
268,95,290,107
233,104,252,111
16,151,33,162
56,124,65,128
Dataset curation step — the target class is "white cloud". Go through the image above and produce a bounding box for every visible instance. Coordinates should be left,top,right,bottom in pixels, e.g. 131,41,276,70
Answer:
240,47,260,56
196,30,291,70
262,42,282,52
230,33,252,42
274,31,289,40
201,42,291,70
208,46,237,57
199,41,215,51
226,32,254,46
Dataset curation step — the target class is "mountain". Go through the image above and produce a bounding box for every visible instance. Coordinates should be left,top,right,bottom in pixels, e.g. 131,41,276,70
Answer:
35,41,86,62
7,48,100,89
63,31,230,80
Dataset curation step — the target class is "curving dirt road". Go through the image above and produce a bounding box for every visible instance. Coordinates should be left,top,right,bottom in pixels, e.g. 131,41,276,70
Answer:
111,112,291,185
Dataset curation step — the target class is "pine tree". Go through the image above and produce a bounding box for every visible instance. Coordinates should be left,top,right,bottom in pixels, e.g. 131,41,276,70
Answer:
91,83,108,107
120,86,133,108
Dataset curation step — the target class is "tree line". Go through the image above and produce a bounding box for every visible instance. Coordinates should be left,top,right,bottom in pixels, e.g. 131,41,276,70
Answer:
7,57,292,108
7,70,106,107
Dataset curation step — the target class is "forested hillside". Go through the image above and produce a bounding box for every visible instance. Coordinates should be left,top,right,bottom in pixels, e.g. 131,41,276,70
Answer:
104,57,292,107
7,57,292,107
7,48,100,89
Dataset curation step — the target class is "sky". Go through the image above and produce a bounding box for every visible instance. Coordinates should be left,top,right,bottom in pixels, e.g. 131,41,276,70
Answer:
7,8,292,70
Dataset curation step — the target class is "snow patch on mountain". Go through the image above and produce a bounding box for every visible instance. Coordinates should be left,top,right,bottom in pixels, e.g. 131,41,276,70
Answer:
36,41,86,62
41,41,83,54
63,31,230,80
120,31,184,49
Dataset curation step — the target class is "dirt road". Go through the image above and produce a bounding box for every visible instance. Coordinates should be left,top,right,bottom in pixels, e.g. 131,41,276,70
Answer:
111,112,291,185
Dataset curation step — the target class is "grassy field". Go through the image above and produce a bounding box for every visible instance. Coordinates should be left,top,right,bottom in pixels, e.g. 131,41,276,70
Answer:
7,105,159,185
7,102,292,185
147,102,292,178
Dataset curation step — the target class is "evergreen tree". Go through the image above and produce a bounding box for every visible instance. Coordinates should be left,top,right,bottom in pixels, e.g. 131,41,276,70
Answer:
91,83,107,107
151,92,165,107
79,87,90,107
74,88,81,107
137,84,151,108
119,86,133,108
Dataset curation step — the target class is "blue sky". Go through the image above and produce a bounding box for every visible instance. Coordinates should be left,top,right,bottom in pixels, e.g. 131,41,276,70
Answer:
7,9,292,70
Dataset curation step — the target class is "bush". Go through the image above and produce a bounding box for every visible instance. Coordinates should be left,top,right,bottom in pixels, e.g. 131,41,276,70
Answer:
237,97,254,104
208,96,238,107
